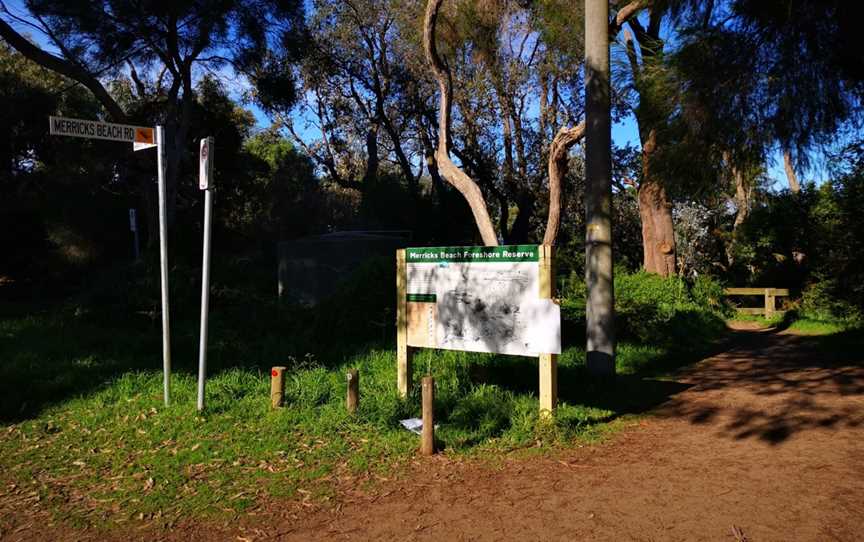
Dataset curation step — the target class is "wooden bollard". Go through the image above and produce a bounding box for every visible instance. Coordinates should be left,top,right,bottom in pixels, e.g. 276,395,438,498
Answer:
271,366,286,408
421,376,435,456
346,369,359,414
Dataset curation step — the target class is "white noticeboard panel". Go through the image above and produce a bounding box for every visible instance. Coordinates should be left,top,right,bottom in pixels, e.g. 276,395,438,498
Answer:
405,245,561,356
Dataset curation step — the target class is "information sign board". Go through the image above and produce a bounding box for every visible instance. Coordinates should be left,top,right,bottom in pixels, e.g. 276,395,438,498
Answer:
405,245,560,356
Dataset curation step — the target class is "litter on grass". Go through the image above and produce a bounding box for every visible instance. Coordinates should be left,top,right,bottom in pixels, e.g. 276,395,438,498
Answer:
399,418,438,435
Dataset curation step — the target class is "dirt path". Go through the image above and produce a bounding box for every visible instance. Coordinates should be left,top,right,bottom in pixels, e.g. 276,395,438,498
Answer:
4,329,864,541
265,329,864,542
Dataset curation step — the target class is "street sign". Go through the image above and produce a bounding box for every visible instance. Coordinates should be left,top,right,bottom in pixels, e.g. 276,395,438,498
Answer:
199,137,214,190
49,116,155,151
50,117,171,404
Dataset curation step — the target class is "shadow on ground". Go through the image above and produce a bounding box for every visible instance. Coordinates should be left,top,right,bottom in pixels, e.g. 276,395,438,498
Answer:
653,328,864,445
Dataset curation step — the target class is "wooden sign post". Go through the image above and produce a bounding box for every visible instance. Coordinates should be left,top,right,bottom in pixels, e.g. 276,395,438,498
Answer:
396,249,414,398
538,245,557,417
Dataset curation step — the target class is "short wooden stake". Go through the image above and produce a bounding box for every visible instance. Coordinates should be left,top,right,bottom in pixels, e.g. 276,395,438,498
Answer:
421,376,435,456
396,249,414,397
270,366,286,409
346,369,359,414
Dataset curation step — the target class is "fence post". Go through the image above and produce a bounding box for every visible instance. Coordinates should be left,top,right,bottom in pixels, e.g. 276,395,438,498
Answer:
396,249,414,398
764,288,775,318
539,245,558,417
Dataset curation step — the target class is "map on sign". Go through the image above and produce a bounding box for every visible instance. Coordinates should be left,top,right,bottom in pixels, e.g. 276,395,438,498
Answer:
49,116,155,151
405,245,560,356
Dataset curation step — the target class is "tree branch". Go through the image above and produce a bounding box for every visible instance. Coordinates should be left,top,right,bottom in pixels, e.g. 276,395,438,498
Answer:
0,19,126,121
543,122,585,245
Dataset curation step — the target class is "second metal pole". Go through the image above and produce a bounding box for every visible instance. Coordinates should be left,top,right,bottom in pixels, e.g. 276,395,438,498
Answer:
156,126,172,406
197,189,213,411
197,137,215,411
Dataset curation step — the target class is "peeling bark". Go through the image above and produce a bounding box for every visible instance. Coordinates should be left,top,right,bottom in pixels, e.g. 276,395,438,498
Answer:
638,130,676,276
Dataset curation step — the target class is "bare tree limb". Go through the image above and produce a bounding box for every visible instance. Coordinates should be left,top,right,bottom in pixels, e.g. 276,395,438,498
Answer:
543,122,585,246
423,0,498,246
783,150,801,193
127,60,147,98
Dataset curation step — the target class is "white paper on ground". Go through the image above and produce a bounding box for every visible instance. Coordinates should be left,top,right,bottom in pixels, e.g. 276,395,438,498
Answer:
399,418,439,435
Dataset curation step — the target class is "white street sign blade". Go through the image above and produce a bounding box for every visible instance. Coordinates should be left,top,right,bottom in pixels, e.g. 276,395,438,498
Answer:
133,141,157,152
49,116,155,148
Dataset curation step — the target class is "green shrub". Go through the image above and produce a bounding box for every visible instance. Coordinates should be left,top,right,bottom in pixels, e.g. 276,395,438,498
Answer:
614,270,688,342
559,270,726,348
691,275,729,313
800,279,863,323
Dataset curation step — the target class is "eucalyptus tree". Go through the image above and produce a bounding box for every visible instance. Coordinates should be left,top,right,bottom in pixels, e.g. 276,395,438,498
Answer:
283,0,423,194
0,0,306,227
421,0,643,248
671,0,864,205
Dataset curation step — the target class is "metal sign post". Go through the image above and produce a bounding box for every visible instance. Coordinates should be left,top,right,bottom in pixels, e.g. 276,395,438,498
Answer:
196,137,215,411
129,208,140,262
156,126,172,406
49,115,170,405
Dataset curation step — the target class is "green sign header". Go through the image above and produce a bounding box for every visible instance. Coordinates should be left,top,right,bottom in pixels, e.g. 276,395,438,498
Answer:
406,245,538,263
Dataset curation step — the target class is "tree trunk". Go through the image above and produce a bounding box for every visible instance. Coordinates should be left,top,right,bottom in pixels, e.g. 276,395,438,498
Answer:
363,121,380,186
543,123,585,246
783,150,801,193
637,179,676,276
637,130,676,276
584,0,615,375
724,153,750,266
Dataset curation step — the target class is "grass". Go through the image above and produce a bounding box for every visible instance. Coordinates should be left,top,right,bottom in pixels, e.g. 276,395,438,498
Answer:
0,264,733,530
728,311,789,327
786,317,852,335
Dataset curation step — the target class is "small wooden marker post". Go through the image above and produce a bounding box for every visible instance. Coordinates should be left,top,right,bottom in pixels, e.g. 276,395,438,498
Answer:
421,376,435,456
396,249,414,398
346,369,359,414
538,245,558,417
271,366,286,408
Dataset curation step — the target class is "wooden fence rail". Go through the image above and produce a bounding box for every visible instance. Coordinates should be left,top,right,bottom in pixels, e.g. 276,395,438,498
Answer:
723,288,790,318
